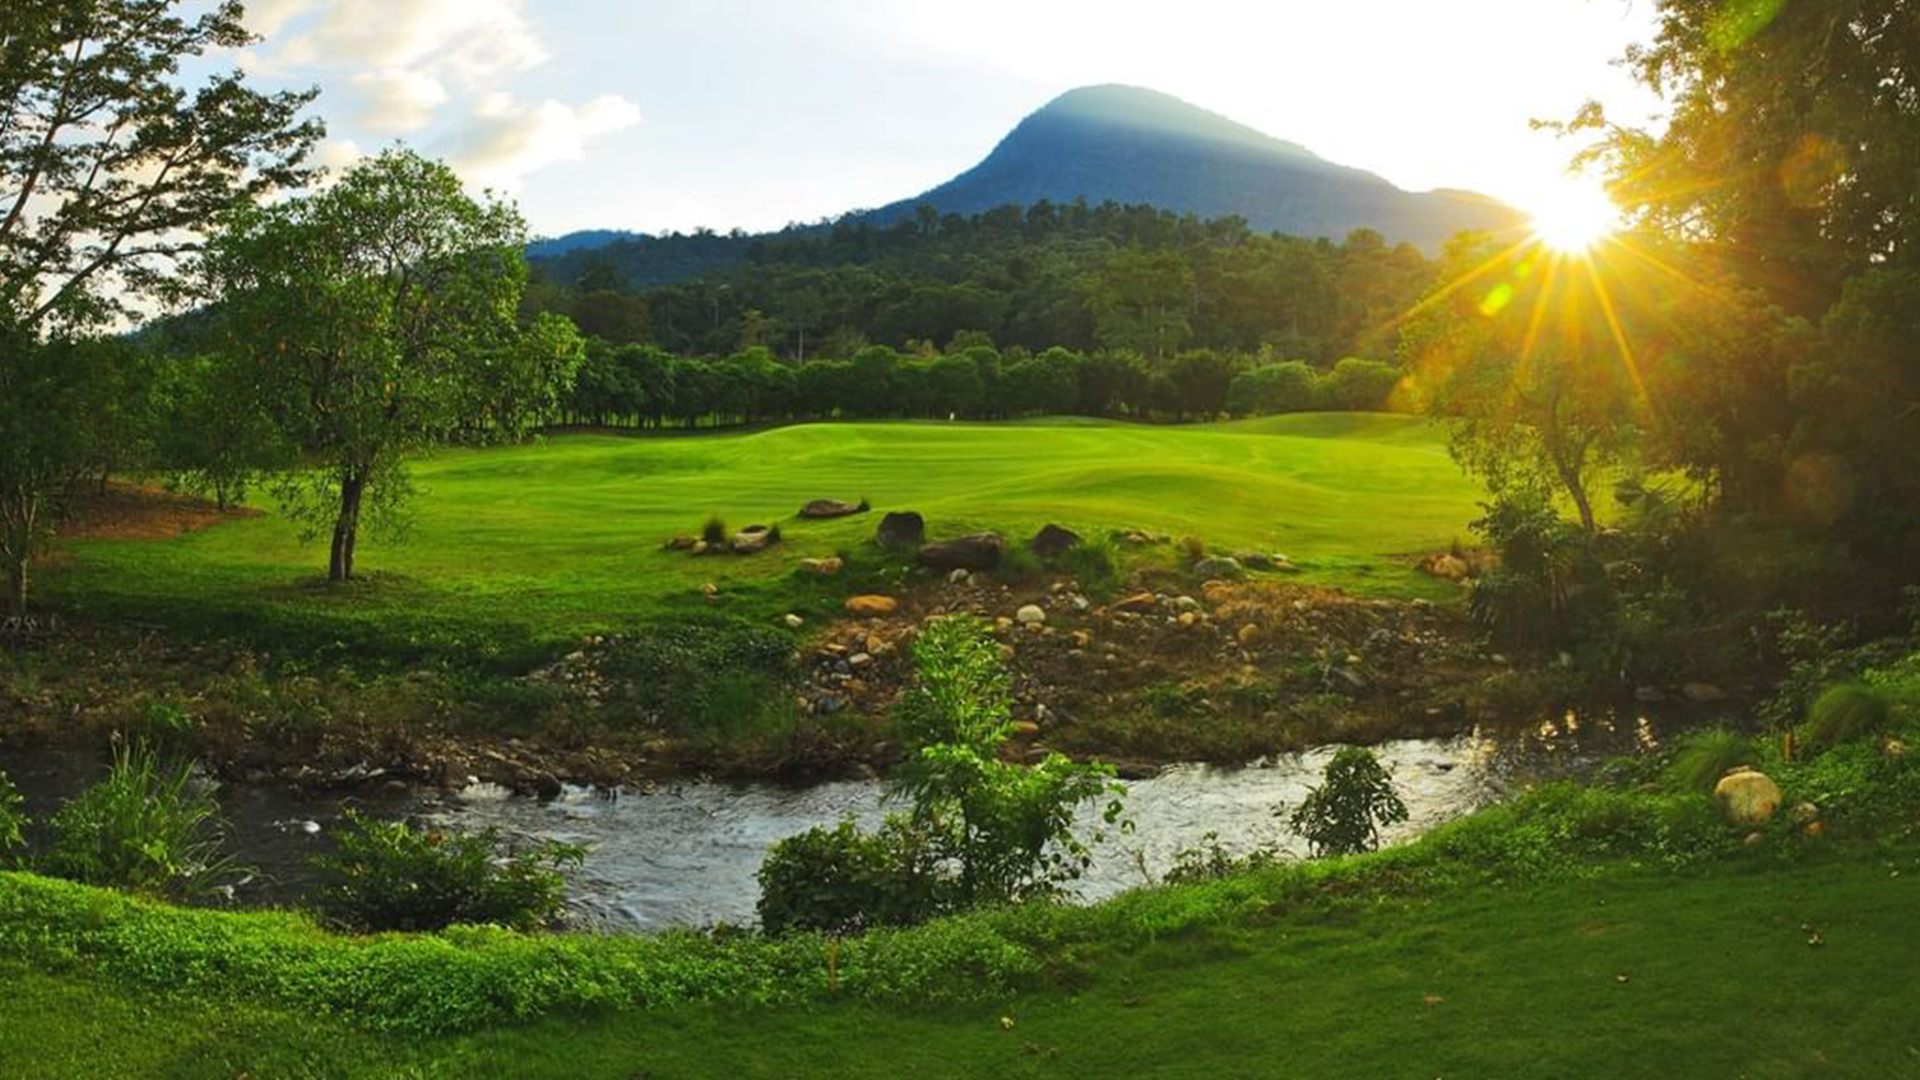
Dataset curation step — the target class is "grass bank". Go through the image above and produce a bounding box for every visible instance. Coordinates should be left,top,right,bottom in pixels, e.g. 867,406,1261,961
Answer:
3,838,1915,1079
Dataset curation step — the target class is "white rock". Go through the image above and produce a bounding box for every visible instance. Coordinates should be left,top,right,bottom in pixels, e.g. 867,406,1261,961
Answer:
782,613,804,629
1016,604,1047,625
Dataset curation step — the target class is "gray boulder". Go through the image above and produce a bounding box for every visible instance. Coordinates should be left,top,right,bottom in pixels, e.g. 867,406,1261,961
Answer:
918,532,1005,571
876,511,925,550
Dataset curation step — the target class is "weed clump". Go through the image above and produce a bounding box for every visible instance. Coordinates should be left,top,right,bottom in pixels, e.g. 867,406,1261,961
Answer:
1662,728,1760,793
701,515,727,545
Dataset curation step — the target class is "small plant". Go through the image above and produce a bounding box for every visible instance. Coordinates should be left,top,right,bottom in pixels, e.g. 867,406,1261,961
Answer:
701,515,727,545
1662,728,1760,792
315,810,585,932
766,523,783,545
1054,538,1122,598
42,740,241,898
1164,830,1280,884
1285,746,1409,858
995,544,1041,583
856,496,871,512
1178,534,1207,564
0,767,26,863
1803,682,1890,751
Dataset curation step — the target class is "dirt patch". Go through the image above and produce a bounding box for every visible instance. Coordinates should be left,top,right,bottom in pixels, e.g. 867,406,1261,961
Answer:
60,482,259,541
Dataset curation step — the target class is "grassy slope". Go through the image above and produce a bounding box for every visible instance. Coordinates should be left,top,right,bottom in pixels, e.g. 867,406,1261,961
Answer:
4,848,1915,1079
43,414,1482,657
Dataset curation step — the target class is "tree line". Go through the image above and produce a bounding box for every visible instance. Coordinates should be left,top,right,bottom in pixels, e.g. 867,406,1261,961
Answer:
561,339,1401,429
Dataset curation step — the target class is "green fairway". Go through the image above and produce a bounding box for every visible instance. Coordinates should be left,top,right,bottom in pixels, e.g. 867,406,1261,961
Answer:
44,413,1482,657
5,847,1915,1080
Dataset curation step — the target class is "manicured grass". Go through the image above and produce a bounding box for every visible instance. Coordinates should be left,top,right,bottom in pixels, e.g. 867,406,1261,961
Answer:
4,846,1915,1079
43,414,1482,662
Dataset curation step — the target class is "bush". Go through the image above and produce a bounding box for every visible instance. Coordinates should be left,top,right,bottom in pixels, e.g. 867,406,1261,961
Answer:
0,768,24,863
1164,831,1280,884
597,620,796,737
315,811,584,932
701,515,727,545
1178,534,1207,565
757,818,943,936
1662,728,1760,793
1051,537,1121,599
995,543,1041,583
41,740,240,899
1803,682,1890,752
1285,746,1409,857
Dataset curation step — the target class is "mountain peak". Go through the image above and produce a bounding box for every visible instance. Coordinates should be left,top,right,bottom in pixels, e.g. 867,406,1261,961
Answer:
868,84,1519,251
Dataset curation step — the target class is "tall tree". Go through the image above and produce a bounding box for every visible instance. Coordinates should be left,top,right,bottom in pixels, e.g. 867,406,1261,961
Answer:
0,0,318,612
208,149,560,582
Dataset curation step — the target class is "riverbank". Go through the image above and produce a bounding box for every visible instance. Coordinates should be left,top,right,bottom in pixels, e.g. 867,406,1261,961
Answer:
4,818,1915,1078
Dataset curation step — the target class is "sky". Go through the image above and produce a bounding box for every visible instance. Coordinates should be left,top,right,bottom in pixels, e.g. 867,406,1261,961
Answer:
224,0,1668,239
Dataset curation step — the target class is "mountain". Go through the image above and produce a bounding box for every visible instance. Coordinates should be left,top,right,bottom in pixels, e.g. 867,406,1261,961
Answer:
860,84,1520,252
526,229,641,259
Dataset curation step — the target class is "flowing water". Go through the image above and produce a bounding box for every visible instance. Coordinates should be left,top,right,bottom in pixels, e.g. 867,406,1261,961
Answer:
2,710,1669,932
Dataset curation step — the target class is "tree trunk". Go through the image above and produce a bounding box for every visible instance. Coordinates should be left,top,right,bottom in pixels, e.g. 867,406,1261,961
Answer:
328,472,366,582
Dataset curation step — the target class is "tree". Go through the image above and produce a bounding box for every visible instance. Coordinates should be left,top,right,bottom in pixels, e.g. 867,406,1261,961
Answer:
208,149,542,582
0,0,318,612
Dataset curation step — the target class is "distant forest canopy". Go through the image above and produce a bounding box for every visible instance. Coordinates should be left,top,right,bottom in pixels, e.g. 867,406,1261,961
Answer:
522,199,1441,366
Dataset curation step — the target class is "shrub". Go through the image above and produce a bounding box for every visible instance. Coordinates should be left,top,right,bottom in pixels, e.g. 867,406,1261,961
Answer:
1164,831,1280,884
1285,746,1409,857
757,818,943,936
315,810,584,932
1803,682,1890,751
41,740,240,899
701,515,727,545
0,767,25,863
1052,537,1121,599
1662,728,1759,793
1178,534,1207,564
995,544,1041,583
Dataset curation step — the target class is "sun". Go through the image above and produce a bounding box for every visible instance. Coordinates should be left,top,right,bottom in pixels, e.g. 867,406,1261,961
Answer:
1527,178,1621,253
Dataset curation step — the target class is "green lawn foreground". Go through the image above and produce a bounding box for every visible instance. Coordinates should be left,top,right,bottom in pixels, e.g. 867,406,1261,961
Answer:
3,846,1915,1080
43,414,1482,658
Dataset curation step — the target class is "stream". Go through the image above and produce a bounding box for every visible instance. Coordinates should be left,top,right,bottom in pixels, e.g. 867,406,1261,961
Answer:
3,710,1669,932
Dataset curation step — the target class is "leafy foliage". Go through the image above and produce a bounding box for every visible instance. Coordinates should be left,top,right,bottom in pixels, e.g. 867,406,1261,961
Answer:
756,818,943,937
1286,746,1409,857
315,811,584,932
40,741,239,899
0,767,25,862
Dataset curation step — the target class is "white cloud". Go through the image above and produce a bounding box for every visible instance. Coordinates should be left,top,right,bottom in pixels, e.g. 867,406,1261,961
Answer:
447,94,642,190
351,68,447,134
237,0,636,190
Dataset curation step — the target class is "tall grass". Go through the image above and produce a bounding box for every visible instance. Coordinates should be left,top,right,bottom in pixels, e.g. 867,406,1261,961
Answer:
41,740,241,899
1803,682,1890,751
1661,728,1759,792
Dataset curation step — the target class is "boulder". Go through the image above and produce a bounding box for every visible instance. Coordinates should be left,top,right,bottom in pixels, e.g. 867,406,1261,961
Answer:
798,556,844,576
876,511,925,550
1192,556,1245,581
1028,524,1083,558
1015,604,1046,626
1713,768,1783,826
1112,592,1157,614
800,498,866,519
844,595,899,618
731,525,775,554
1236,551,1275,571
664,534,698,551
1421,553,1471,581
917,532,1005,571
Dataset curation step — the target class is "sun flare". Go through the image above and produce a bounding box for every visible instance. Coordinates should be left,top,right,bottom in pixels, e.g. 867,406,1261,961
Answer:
1527,178,1621,253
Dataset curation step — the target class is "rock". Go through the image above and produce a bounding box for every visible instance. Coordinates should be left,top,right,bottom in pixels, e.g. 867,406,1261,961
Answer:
701,582,719,598
1634,686,1667,703
731,525,775,554
1177,611,1198,627
917,532,1005,571
876,511,925,550
1713,768,1783,826
1273,558,1302,574
1172,595,1201,613
1028,524,1083,558
1236,551,1274,571
1789,802,1821,825
848,652,873,668
1069,630,1093,648
1015,604,1046,626
1113,592,1157,614
1682,682,1729,703
1803,820,1826,839
948,568,972,585
800,498,865,519
1743,831,1766,849
1333,666,1369,692
782,613,805,629
1192,556,1245,581
844,595,899,618
1237,623,1261,647
799,556,844,576
690,540,710,555
664,534,698,550
1421,553,1471,582
1887,738,1909,759
1008,721,1041,739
